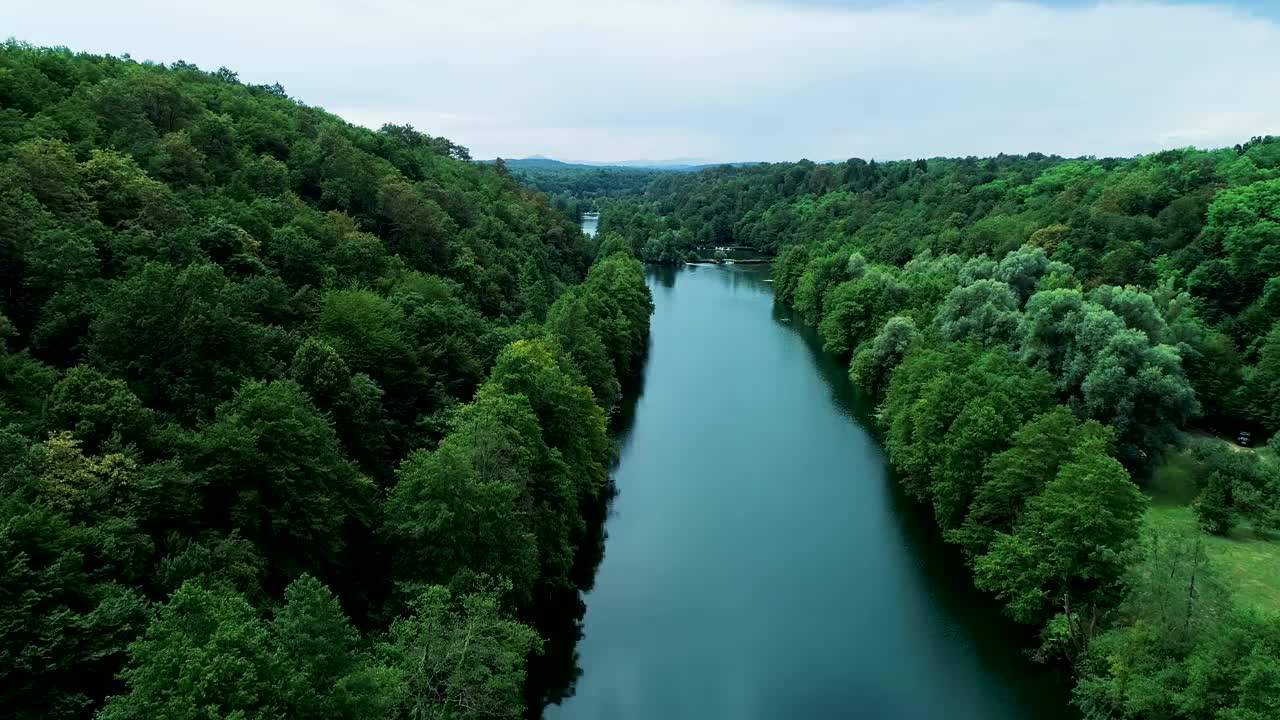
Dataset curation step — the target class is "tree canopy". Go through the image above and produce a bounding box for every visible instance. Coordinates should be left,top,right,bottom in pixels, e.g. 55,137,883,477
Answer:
0,42,652,720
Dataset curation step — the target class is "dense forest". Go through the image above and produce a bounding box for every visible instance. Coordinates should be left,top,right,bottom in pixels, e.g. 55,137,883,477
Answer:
6,34,1280,720
497,160,662,233
503,160,662,201
597,144,1280,718
0,42,652,720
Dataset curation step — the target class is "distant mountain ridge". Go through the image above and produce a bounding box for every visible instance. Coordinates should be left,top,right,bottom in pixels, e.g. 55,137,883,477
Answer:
486,156,762,172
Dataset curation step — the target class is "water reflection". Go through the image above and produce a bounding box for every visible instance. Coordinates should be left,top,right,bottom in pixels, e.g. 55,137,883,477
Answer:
523,325,651,716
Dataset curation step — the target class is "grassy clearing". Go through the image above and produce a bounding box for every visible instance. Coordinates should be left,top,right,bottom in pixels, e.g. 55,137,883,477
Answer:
1144,503,1280,614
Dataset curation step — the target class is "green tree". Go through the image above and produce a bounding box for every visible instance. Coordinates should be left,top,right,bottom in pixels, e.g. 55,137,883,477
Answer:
992,245,1053,304
383,396,542,608
189,380,376,593
882,342,1052,503
288,337,388,479
1088,285,1168,343
793,252,849,326
0,494,151,720
1241,321,1280,435
487,339,609,502
581,252,653,378
545,286,620,411
1074,534,1232,717
975,440,1146,627
272,575,396,719
1205,178,1280,303
1196,472,1237,535
951,407,1111,556
1019,290,1197,464
89,262,292,420
849,315,917,398
43,365,154,454
0,322,61,435
380,584,540,720
101,576,393,720
818,269,908,356
98,582,279,720
934,279,1021,346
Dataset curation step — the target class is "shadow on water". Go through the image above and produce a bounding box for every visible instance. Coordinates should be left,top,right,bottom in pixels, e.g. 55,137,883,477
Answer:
741,264,1079,719
523,322,652,718
649,263,679,290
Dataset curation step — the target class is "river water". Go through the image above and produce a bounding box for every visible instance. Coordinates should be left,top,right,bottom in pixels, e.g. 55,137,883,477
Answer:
546,263,1077,720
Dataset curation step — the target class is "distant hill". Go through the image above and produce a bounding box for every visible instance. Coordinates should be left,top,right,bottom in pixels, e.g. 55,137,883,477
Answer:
487,157,762,172
488,157,764,205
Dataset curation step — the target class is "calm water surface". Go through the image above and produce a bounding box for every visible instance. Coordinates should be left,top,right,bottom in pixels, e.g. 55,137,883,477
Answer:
547,264,1077,720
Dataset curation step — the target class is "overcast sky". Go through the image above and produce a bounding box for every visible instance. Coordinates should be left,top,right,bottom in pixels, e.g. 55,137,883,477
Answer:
5,1,1280,163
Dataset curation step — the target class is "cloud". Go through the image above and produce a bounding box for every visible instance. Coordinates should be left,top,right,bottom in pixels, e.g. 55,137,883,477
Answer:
4,0,1279,162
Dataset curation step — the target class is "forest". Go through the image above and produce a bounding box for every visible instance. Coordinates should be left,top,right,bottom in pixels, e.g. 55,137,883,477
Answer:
6,34,1280,720
0,43,652,720
498,160,663,237
596,144,1280,718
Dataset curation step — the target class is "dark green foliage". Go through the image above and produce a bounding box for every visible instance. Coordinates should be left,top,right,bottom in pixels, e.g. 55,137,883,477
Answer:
0,494,152,720
288,337,388,480
546,286,621,410
88,261,295,421
0,42,652,720
506,162,661,227
1018,287,1198,466
881,342,1054,507
97,582,284,720
271,576,395,720
1196,473,1236,535
1242,322,1280,435
99,577,395,720
934,278,1020,346
0,316,60,435
580,252,653,380
43,365,154,453
385,389,551,608
186,379,377,594
818,269,907,356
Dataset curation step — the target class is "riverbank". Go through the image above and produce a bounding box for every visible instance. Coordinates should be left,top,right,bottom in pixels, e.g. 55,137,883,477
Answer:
685,257,774,265
548,263,1075,720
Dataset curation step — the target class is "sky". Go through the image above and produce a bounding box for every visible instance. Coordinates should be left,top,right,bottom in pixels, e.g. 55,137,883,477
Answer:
4,0,1280,164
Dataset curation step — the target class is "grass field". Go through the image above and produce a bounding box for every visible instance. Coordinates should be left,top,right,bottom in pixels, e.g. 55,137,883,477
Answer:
1144,502,1280,614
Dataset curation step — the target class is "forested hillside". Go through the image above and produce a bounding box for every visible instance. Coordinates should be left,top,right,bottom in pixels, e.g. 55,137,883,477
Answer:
0,42,651,720
598,144,1280,718
500,161,661,230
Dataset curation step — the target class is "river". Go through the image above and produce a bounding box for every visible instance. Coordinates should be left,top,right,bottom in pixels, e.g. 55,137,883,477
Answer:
545,263,1078,720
